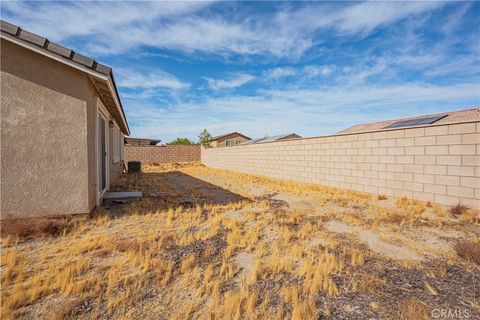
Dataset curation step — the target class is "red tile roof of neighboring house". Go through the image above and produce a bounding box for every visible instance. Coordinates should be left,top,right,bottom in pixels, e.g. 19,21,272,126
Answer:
337,107,480,135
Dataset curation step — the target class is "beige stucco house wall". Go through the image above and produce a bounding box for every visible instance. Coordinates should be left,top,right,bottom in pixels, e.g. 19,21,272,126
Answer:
1,29,128,219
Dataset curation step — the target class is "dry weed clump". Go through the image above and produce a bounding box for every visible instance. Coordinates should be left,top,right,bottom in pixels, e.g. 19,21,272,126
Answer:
454,239,480,264
1,217,69,238
449,202,470,217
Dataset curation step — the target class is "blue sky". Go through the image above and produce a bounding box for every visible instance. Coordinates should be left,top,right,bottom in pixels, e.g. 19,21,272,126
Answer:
2,1,479,142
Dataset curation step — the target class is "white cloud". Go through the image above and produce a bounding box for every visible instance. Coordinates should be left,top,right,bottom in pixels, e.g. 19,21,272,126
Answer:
333,2,445,35
116,68,189,91
264,67,297,80
304,65,334,77
205,74,254,90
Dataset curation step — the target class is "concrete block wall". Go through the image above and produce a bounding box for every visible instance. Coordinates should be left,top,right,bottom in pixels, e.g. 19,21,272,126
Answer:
125,145,200,164
202,122,480,208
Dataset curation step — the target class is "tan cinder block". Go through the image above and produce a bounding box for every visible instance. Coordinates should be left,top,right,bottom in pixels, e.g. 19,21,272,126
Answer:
414,173,435,184
387,130,404,139
388,147,405,155
394,172,413,182
462,155,480,165
437,134,462,145
387,163,404,172
449,145,476,155
404,164,423,174
405,146,424,155
396,138,414,147
405,127,425,137
424,183,447,195
372,131,387,140
396,155,414,164
449,123,476,135
436,155,461,165
425,145,448,155
462,133,480,144
460,176,480,188
414,155,436,165
371,178,386,187
415,136,436,145
435,175,460,186
447,186,474,198
371,163,386,171
447,166,475,177
379,139,395,147
404,181,423,192
425,125,448,136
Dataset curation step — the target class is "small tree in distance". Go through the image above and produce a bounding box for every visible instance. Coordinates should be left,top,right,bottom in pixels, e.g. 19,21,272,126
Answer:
198,129,212,148
167,137,194,145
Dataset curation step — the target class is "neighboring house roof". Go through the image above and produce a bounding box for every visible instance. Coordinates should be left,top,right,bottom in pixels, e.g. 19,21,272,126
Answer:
337,107,480,135
211,132,251,141
0,20,130,135
243,133,302,144
125,138,161,146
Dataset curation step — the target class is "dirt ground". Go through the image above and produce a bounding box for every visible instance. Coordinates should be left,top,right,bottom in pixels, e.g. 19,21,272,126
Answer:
1,162,479,319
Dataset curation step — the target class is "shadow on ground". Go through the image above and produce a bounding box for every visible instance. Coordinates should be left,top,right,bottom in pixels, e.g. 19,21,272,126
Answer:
105,171,247,216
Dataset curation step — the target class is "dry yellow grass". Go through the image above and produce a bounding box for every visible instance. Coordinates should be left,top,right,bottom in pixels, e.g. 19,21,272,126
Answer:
1,163,478,319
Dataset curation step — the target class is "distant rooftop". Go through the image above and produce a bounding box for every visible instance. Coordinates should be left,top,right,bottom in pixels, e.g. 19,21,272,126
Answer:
337,107,480,135
125,138,161,146
211,132,251,141
243,133,302,144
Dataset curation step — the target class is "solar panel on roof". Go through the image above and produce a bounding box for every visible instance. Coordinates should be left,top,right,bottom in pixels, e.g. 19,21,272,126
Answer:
383,114,447,129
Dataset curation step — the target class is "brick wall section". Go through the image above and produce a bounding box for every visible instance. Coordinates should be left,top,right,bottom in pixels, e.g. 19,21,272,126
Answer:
202,122,480,208
125,145,200,164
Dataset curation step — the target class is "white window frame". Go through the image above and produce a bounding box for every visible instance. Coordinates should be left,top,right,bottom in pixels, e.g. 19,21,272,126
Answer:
225,139,232,146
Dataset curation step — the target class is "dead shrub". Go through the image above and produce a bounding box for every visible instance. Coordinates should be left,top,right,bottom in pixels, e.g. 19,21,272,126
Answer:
50,297,83,320
159,235,176,249
449,202,470,217
454,240,480,264
1,218,68,238
91,249,111,258
114,238,140,252
377,194,388,200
